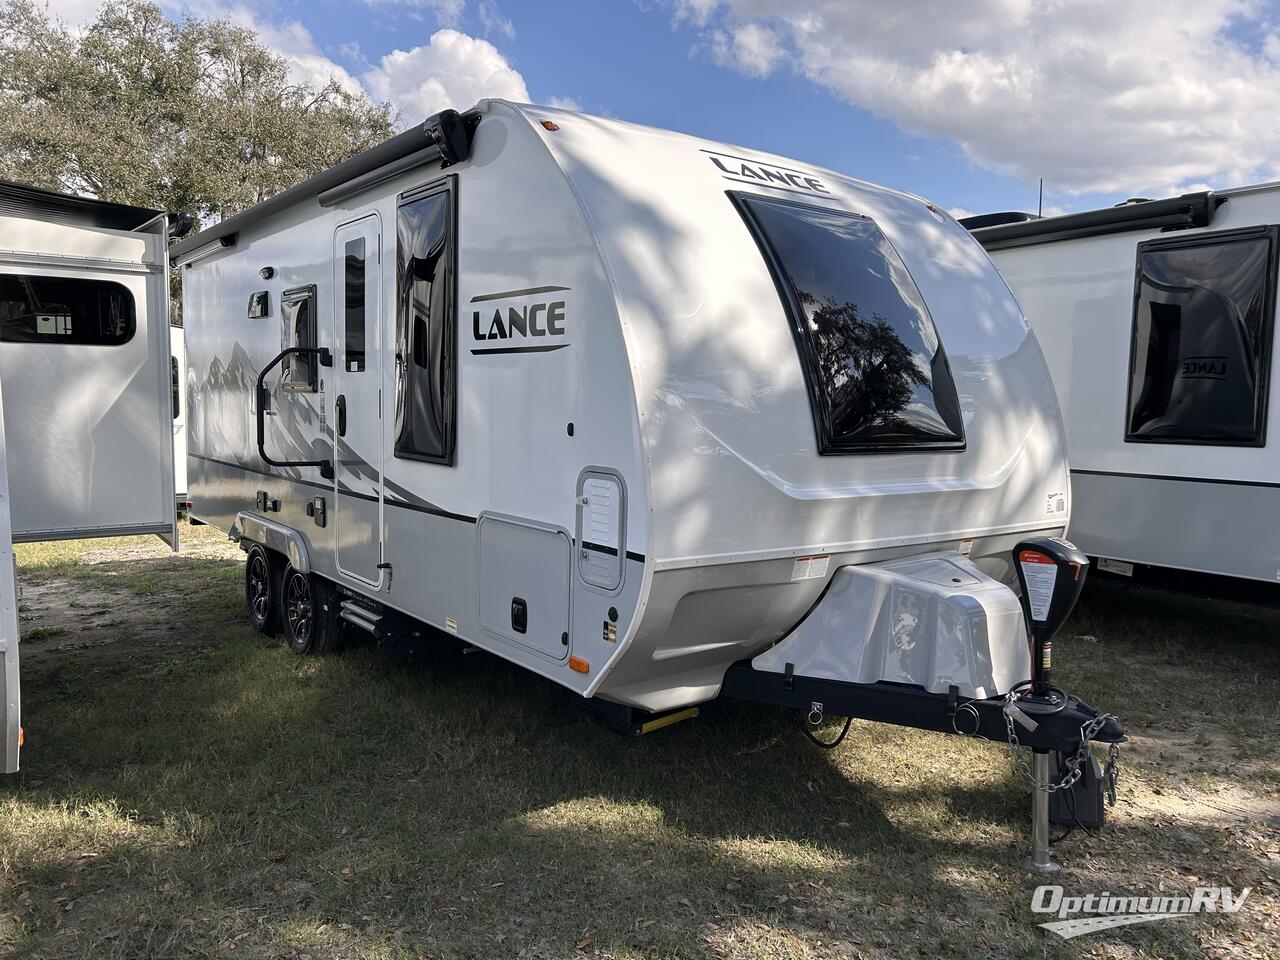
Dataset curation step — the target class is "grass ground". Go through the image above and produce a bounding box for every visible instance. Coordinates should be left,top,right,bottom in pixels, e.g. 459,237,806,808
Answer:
0,526,1276,959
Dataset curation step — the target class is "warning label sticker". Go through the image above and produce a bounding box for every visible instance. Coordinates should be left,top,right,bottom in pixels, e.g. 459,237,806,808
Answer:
791,555,831,582
1019,549,1058,622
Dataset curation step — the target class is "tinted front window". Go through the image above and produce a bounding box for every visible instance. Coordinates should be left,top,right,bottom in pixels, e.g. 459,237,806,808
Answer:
736,195,964,453
0,274,135,345
1127,227,1276,445
395,182,455,464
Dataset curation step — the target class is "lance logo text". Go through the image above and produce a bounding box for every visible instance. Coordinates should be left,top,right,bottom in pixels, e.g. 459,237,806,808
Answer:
705,149,830,195
469,285,570,356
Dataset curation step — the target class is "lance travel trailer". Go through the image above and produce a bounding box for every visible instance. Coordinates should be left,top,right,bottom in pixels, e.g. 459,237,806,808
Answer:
0,180,178,771
964,188,1280,585
171,101,1123,860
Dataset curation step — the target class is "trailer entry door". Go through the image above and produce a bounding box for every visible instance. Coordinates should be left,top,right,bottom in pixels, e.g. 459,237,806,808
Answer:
332,215,385,587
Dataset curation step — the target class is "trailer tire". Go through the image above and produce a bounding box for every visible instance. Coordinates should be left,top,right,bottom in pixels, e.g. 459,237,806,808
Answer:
279,564,337,655
245,543,281,635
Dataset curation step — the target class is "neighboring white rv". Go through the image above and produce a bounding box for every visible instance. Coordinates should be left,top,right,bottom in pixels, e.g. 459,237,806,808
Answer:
170,100,1077,719
964,189,1280,584
0,180,177,771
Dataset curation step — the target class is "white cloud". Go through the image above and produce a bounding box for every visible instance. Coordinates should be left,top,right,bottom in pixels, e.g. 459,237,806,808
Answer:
672,0,1280,196
44,0,102,27
361,0,465,23
709,22,781,78
477,0,516,40
546,95,583,111
363,28,530,121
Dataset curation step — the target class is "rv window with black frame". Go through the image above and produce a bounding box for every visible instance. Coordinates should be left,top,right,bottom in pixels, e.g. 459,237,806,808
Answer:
734,194,964,453
280,286,317,392
344,238,366,372
395,181,456,464
0,274,135,345
1126,226,1278,446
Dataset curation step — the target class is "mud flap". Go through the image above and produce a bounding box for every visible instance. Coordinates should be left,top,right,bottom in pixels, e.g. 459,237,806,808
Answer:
752,552,1030,699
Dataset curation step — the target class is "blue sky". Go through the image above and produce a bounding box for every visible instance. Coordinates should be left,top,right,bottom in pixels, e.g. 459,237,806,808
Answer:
312,0,1047,217
58,0,1280,218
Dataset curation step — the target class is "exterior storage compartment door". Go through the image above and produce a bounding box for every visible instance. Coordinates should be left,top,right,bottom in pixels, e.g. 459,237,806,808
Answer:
478,515,571,660
576,471,625,592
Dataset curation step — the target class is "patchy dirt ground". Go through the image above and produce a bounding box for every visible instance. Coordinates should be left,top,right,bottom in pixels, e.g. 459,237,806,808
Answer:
0,528,1277,960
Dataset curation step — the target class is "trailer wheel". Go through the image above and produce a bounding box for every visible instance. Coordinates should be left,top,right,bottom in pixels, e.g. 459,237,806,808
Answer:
279,565,336,655
244,544,281,635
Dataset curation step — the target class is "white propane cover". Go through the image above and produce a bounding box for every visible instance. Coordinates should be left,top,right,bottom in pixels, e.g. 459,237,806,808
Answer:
752,553,1030,699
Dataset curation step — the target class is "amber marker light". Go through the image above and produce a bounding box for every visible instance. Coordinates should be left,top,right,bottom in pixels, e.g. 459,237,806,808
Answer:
568,656,589,673
541,120,559,131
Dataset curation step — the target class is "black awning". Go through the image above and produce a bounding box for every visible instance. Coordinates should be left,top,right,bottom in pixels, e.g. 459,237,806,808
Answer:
0,179,162,232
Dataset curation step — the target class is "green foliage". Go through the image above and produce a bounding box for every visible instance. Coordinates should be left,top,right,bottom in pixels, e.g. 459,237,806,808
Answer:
0,0,394,221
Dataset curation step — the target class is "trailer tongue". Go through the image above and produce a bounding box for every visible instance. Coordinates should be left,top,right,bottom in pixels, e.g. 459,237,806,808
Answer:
720,537,1125,872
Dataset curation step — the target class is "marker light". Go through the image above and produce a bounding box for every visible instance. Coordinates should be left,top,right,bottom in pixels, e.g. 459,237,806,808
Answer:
568,656,589,673
541,120,559,131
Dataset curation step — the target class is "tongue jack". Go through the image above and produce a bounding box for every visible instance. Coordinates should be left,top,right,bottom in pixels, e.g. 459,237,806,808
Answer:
1011,536,1092,872
1014,537,1089,703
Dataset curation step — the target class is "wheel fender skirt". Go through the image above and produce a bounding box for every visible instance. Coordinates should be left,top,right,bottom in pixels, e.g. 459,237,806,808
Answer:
752,552,1030,700
230,512,311,575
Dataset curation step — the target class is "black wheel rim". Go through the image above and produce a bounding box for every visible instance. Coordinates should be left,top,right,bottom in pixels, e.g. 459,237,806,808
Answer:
247,553,270,622
286,574,313,644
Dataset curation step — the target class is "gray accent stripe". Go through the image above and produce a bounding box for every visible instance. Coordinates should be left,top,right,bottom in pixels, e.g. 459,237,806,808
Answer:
469,285,570,303
1072,468,1280,491
190,453,477,524
470,343,569,355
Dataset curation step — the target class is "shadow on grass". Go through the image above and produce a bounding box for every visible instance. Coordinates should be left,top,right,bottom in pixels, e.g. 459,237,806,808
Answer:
2,547,1273,959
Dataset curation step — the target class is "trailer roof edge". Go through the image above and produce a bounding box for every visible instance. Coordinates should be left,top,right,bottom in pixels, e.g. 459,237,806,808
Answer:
169,107,480,264
965,191,1221,251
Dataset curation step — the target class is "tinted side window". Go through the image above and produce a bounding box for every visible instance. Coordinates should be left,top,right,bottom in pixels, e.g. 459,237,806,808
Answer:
0,274,135,345
1127,227,1277,445
735,194,964,453
281,286,317,392
344,238,366,373
395,180,456,464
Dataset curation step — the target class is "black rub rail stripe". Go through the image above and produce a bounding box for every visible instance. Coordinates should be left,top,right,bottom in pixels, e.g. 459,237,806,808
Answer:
1071,468,1280,491
581,540,647,564
470,343,569,355
469,285,570,303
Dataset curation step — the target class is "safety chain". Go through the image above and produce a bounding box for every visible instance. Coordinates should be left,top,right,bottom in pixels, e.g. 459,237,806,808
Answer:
1003,690,1120,795
1103,741,1120,807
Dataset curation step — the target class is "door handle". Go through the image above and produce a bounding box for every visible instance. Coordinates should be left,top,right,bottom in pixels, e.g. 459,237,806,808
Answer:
336,394,347,437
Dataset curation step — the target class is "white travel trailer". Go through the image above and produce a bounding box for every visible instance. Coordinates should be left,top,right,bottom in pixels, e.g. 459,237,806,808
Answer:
172,102,1122,849
0,180,178,771
964,189,1280,584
